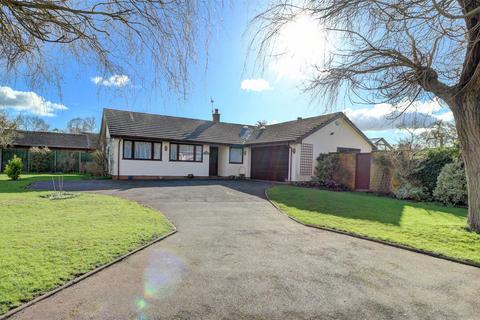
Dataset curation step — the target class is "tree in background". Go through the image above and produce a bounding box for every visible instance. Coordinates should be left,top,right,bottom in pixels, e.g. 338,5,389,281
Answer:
420,120,458,148
66,117,96,134
0,1,218,96
252,1,480,231
16,115,50,132
0,111,16,147
255,120,268,127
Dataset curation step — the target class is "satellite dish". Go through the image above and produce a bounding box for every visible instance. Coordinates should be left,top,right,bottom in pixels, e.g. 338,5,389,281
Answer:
239,125,253,140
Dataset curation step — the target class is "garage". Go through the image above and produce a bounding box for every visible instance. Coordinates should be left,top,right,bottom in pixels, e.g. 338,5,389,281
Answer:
251,145,289,181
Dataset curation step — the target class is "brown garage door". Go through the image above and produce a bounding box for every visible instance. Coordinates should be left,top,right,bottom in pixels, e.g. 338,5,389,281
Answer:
251,145,289,181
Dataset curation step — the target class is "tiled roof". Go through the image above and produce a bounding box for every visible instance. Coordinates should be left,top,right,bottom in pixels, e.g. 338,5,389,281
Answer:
103,108,346,145
12,131,98,150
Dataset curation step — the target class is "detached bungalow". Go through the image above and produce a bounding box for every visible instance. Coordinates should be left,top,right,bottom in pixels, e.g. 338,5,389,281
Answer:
99,108,374,181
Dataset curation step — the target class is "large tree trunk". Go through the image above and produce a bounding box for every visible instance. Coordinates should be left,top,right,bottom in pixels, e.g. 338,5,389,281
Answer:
452,94,480,232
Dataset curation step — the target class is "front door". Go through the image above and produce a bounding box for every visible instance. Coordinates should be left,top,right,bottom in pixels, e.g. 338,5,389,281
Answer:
209,147,218,176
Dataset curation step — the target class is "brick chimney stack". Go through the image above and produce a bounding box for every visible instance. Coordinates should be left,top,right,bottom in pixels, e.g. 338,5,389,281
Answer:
212,108,220,122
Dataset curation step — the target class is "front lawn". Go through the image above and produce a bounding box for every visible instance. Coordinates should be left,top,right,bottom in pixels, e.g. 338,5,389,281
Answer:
0,174,174,315
268,186,480,264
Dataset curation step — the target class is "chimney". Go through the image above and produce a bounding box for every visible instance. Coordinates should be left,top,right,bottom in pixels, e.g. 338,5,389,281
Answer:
212,108,220,122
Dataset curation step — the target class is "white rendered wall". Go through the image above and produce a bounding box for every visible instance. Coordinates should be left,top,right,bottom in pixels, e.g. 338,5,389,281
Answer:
292,117,373,181
112,139,209,177
217,145,251,177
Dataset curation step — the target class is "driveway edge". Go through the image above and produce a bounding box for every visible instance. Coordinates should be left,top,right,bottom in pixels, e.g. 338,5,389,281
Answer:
264,187,480,269
1,228,177,320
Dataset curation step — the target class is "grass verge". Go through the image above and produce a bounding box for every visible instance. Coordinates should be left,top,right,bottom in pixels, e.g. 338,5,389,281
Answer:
267,185,480,265
0,174,173,314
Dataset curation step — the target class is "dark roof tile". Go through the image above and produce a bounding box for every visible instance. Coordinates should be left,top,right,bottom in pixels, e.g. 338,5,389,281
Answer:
12,131,98,150
104,108,343,145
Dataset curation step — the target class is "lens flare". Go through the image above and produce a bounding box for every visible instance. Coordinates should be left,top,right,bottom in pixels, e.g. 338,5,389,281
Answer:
134,248,186,319
135,298,147,310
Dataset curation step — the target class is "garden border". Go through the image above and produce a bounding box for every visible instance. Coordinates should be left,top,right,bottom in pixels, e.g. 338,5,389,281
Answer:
264,186,480,269
0,227,177,319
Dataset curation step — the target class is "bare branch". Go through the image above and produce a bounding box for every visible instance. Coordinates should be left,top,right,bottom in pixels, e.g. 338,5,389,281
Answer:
0,0,221,97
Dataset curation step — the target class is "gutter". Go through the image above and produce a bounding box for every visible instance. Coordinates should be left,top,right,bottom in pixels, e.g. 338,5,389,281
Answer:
117,139,121,178
289,144,293,182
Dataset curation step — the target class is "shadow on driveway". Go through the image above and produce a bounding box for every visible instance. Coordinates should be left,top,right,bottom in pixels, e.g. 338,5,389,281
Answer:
30,179,273,200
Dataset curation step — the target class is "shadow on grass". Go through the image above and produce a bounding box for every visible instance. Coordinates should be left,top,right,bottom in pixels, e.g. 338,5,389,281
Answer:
268,186,467,226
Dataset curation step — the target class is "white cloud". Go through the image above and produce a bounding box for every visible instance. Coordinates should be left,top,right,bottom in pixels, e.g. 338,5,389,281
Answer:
435,111,454,122
270,120,279,125
241,79,272,92
0,86,67,117
91,74,130,87
345,99,453,131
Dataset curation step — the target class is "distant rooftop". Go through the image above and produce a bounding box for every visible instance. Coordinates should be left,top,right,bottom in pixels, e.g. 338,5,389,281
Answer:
11,130,98,150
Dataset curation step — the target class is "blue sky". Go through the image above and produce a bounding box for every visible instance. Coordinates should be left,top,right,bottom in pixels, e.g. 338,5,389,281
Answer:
0,1,454,144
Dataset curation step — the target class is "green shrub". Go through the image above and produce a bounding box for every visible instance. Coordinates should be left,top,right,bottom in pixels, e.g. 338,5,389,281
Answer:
29,146,53,172
390,148,429,200
416,147,457,194
393,181,428,201
83,150,107,176
433,161,467,206
5,155,23,180
314,153,339,184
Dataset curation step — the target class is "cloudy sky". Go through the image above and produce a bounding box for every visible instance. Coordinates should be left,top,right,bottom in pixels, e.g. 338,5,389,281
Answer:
0,2,453,142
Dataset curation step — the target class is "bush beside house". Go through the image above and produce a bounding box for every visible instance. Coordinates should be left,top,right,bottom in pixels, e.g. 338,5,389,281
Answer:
313,153,350,190
311,146,466,207
84,150,108,176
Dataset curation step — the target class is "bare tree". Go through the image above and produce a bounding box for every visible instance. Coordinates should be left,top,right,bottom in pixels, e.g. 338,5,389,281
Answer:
0,1,219,96
82,116,96,133
420,120,458,148
16,114,50,131
251,0,480,231
66,117,96,134
0,111,16,147
256,120,268,127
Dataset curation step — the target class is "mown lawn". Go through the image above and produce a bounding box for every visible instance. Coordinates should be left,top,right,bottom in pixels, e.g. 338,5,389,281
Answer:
0,174,173,315
268,186,480,264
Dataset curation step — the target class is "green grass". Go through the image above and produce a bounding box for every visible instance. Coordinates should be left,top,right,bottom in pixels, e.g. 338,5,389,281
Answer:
0,174,174,315
268,186,480,264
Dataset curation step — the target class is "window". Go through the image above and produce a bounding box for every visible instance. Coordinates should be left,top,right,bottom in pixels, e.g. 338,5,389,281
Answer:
123,140,133,159
337,147,361,153
135,141,151,159
179,144,194,161
123,140,162,160
154,143,162,160
170,144,178,161
229,146,243,164
170,143,203,162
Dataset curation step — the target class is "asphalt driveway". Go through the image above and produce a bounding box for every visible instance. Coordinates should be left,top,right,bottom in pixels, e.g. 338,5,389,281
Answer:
11,180,480,319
